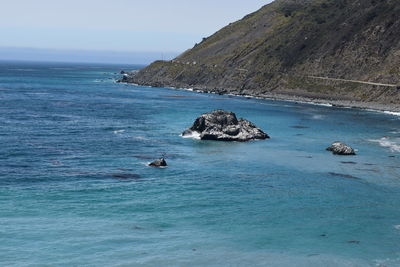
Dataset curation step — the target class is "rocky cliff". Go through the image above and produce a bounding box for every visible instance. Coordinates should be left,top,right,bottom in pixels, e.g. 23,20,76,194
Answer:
126,0,400,106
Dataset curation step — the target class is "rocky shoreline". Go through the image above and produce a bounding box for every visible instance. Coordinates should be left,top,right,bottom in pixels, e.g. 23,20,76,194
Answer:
252,92,400,114
117,0,400,113
118,73,400,114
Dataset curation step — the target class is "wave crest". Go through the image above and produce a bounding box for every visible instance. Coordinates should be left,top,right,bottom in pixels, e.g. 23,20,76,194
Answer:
369,137,400,152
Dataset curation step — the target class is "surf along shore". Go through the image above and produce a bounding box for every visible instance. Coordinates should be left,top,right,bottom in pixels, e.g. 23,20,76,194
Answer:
118,72,400,115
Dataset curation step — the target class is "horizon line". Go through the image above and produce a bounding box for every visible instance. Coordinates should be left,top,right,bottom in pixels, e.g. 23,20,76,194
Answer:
0,46,182,54
0,47,181,65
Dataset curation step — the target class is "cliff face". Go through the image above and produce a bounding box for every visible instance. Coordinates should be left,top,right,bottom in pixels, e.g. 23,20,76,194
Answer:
130,0,400,104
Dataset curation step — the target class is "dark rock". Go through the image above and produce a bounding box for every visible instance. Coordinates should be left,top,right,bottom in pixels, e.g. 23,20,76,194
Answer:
290,125,309,129
116,75,127,83
328,172,360,180
182,110,269,142
326,141,356,155
116,70,139,83
149,158,167,167
347,240,360,244
110,173,140,179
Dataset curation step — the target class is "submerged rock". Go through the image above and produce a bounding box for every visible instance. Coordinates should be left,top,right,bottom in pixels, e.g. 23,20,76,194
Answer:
182,110,269,142
149,158,168,167
110,173,140,179
326,142,356,155
347,240,360,244
328,172,360,180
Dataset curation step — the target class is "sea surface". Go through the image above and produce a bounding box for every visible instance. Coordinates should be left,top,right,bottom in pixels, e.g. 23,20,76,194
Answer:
1,61,400,266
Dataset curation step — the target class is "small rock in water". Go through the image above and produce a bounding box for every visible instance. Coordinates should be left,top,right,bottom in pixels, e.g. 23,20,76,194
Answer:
182,109,269,142
149,158,168,168
326,141,356,155
340,161,357,165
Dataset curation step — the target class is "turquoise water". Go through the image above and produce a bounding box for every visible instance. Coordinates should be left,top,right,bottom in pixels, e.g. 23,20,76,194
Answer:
1,61,400,266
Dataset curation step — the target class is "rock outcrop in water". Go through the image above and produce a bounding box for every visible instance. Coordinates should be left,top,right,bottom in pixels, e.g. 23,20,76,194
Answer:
149,158,168,167
182,110,269,142
326,142,356,155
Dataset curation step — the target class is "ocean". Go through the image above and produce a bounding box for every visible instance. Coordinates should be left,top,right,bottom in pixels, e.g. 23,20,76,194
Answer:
1,61,400,266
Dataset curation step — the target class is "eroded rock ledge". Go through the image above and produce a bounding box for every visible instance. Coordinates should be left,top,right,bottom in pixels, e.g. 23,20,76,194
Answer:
182,110,269,142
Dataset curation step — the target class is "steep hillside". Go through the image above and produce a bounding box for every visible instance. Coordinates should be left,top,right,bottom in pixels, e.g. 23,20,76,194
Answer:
127,0,400,105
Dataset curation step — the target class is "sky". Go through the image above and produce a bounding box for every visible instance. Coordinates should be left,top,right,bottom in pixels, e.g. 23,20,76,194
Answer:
0,0,272,63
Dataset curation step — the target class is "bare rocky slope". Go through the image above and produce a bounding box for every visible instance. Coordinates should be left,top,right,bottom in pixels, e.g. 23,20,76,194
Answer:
126,0,400,107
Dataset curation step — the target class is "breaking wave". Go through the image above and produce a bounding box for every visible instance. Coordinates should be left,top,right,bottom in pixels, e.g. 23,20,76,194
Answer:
369,137,400,152
181,131,201,140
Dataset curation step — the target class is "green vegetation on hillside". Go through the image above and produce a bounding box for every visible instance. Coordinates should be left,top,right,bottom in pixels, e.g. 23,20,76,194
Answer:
131,0,400,104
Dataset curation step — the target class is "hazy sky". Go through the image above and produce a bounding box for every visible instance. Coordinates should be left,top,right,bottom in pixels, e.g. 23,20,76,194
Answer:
0,0,271,53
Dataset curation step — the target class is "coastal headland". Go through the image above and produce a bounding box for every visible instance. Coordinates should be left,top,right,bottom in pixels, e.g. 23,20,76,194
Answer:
121,0,400,112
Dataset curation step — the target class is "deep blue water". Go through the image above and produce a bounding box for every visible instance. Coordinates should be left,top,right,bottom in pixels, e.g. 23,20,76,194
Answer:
1,61,400,266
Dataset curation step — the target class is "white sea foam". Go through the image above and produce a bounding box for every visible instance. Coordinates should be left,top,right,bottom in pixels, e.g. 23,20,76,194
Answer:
132,136,149,141
26,92,49,95
243,94,266,100
365,109,400,117
181,131,201,140
384,111,400,116
369,137,400,152
312,114,325,120
126,83,400,118
261,95,335,108
145,162,168,168
308,102,333,107
113,129,125,134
